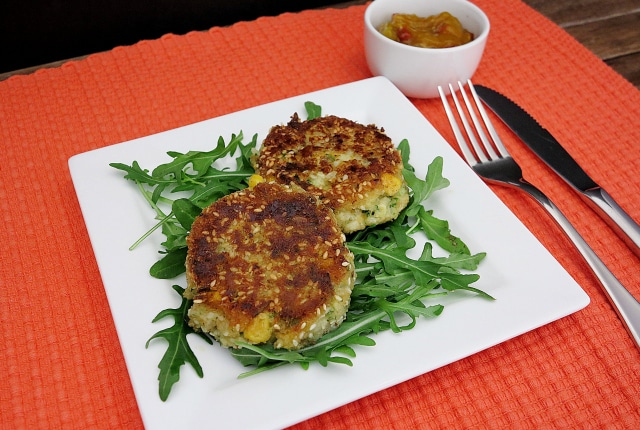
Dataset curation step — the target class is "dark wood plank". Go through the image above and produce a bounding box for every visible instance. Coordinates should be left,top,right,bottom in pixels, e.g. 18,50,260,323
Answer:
325,0,366,8
523,0,640,25
606,53,640,88
563,12,640,59
523,0,640,89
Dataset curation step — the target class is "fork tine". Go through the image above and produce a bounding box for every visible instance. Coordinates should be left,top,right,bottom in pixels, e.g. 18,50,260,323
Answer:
457,81,500,160
466,80,511,158
447,83,490,164
438,85,478,166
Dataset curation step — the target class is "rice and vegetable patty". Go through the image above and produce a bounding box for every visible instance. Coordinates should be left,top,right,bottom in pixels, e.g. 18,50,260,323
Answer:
184,182,355,350
252,113,410,233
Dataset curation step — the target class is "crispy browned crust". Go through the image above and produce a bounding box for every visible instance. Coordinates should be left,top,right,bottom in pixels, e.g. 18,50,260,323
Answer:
185,182,354,349
253,113,405,214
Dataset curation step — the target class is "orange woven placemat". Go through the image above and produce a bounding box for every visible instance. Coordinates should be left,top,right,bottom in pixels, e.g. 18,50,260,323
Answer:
1,1,639,428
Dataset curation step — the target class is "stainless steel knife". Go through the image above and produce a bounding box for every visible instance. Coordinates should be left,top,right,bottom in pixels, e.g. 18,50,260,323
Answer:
474,84,640,258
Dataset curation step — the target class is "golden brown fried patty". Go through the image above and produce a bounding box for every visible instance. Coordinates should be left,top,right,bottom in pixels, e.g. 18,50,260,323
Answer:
184,182,355,350
252,113,410,233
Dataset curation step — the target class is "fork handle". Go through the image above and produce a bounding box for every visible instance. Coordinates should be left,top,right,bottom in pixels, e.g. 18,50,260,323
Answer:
582,188,640,259
518,179,640,348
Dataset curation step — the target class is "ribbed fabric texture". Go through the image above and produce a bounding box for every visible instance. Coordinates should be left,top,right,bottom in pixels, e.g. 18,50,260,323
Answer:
1,1,638,428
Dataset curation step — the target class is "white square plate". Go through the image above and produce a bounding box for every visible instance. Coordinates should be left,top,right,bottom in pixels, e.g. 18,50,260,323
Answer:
69,77,589,430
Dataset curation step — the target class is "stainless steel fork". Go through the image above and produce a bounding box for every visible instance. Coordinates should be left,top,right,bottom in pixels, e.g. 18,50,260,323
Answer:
439,80,640,348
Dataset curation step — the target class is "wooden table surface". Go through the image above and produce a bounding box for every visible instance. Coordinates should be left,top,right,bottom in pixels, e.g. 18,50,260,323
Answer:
524,0,640,89
2,0,639,89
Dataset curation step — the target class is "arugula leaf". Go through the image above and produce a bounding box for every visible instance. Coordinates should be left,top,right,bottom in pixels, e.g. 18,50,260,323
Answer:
398,139,413,172
110,132,257,270
304,101,322,119
416,206,470,254
172,198,202,230
419,242,486,271
145,285,212,401
152,134,242,183
150,248,188,279
404,156,450,216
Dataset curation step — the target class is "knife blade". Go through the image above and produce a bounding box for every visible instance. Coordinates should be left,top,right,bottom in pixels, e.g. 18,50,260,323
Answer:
474,84,640,257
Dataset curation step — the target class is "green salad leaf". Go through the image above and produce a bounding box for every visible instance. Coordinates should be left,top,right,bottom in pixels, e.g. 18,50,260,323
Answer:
304,101,322,120
110,132,257,259
145,285,213,401
112,103,491,400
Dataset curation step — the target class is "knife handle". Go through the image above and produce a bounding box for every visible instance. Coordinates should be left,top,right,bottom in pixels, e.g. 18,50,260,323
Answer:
519,181,640,349
583,188,640,259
